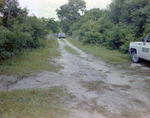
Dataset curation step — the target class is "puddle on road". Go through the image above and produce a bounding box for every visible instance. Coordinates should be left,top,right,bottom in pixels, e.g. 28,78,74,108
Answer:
1,39,150,118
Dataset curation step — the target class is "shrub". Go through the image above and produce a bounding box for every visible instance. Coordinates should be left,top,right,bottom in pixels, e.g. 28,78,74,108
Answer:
0,25,33,61
105,26,123,50
83,31,101,45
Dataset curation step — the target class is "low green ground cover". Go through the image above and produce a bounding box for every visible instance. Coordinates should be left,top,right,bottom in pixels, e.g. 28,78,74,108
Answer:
0,86,75,118
68,38,130,64
0,34,62,79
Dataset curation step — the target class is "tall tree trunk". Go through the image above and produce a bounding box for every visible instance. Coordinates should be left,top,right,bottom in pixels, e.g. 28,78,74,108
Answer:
7,0,15,23
25,8,28,23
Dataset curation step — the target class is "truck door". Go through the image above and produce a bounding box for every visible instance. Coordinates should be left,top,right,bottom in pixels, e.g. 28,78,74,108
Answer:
140,34,150,61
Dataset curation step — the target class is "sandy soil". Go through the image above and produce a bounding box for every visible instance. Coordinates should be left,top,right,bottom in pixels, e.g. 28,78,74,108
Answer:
0,39,150,118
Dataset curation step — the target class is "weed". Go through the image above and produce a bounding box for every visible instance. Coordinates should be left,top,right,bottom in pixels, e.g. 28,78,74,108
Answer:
64,45,80,55
145,79,150,92
111,84,131,91
68,38,130,64
59,39,66,43
81,81,112,92
146,85,150,92
0,86,75,118
121,110,139,118
0,34,62,79
122,65,127,69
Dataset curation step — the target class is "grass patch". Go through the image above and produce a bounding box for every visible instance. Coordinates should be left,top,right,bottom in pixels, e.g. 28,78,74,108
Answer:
81,81,112,91
64,45,80,55
59,39,66,43
120,110,140,118
68,38,130,64
0,86,75,118
146,85,150,92
59,39,79,55
0,34,62,79
145,79,150,92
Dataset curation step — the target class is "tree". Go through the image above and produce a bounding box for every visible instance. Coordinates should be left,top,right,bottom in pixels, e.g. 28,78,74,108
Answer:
5,0,18,23
41,17,59,33
56,0,86,34
70,8,104,35
56,0,86,21
0,0,5,11
2,0,18,26
0,0,5,24
2,0,28,27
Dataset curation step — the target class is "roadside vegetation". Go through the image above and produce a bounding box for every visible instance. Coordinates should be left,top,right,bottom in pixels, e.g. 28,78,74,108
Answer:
64,45,80,55
68,38,130,64
56,0,150,54
0,86,75,118
0,0,59,62
0,1,61,78
0,34,61,79
59,39,80,55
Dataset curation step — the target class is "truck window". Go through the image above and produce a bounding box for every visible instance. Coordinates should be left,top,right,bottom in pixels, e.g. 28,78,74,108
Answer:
146,34,150,42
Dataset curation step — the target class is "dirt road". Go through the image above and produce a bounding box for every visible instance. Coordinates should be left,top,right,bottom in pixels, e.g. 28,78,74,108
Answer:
7,39,150,117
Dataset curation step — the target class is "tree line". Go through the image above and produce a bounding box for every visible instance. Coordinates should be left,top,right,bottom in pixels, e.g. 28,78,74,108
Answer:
0,0,59,61
56,0,150,53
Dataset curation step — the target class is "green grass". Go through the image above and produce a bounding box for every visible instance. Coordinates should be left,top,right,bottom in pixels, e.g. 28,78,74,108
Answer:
0,86,75,118
64,45,80,55
147,85,150,92
59,39,66,43
0,34,62,79
81,81,104,91
81,81,112,91
68,38,130,64
59,39,79,55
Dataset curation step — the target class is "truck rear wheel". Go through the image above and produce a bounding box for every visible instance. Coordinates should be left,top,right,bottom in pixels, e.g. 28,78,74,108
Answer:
131,51,140,63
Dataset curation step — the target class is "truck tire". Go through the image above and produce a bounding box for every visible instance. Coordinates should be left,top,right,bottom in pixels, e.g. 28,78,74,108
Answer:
131,51,140,63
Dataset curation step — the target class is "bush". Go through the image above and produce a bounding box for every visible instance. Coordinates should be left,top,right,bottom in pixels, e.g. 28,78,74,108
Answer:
83,31,101,45
0,26,13,60
119,24,138,53
28,16,49,48
105,26,123,50
0,25,33,61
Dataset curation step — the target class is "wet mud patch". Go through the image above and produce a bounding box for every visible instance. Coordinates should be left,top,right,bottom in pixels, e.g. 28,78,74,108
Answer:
146,85,150,92
123,70,148,80
75,99,112,117
144,79,150,92
74,98,142,118
120,75,125,78
104,71,112,74
111,84,131,91
81,80,113,92
145,79,150,83
132,98,147,106
120,110,141,118
123,62,150,77
129,80,135,83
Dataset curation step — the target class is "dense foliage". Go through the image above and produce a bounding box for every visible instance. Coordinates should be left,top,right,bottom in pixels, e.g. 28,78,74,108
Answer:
56,0,86,35
59,0,150,53
0,0,59,61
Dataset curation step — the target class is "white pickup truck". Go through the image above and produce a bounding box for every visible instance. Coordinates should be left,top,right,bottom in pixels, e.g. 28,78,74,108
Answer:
129,33,150,63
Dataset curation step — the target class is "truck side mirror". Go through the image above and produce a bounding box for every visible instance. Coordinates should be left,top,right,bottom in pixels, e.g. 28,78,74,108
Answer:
142,39,145,42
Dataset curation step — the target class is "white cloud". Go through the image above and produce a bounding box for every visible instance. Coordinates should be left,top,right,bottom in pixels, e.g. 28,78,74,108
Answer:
19,0,39,16
86,0,112,10
19,0,112,19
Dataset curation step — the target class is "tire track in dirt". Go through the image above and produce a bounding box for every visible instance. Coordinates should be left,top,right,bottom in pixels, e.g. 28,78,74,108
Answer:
7,38,150,118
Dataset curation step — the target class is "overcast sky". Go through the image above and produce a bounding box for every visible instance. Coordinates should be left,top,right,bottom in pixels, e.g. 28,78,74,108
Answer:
19,0,112,20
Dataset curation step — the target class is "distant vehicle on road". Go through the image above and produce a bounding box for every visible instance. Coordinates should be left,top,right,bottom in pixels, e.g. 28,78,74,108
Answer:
58,33,65,39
